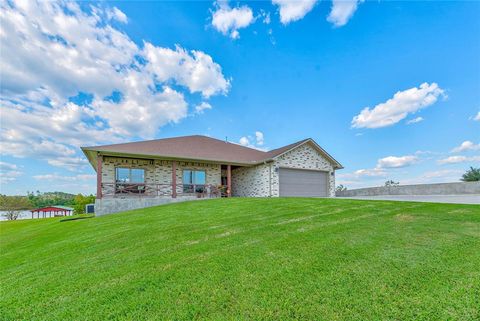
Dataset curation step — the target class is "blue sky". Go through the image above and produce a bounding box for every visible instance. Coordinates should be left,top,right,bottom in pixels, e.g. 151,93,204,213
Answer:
1,0,479,195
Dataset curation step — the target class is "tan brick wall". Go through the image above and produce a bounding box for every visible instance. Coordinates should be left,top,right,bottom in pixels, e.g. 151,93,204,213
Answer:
100,156,221,197
174,161,221,195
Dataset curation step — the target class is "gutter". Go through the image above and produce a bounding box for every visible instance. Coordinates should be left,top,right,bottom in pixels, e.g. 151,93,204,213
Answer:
80,148,263,171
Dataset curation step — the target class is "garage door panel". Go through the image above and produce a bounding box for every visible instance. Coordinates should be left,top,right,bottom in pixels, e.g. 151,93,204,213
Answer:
279,168,328,197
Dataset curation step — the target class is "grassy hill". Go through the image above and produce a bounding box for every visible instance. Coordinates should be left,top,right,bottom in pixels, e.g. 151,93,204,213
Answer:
1,198,479,320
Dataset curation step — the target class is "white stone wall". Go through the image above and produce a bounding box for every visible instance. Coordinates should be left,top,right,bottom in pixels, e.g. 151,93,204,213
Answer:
100,156,221,197
230,142,336,197
231,163,272,197
272,142,335,197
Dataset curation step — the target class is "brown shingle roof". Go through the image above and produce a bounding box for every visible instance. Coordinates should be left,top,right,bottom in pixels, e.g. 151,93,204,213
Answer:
81,135,342,168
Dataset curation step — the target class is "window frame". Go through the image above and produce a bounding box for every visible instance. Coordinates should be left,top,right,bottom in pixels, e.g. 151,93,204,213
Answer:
115,167,146,184
182,169,206,194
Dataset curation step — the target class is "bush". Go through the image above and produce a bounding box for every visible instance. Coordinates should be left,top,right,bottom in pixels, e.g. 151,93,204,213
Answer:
385,180,399,187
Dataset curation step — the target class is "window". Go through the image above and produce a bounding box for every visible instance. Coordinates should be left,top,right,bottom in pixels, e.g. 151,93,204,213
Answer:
183,170,206,193
115,168,145,183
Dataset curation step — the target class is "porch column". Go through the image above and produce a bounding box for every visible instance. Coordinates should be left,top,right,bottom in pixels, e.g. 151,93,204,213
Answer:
172,161,177,198
227,164,232,197
96,154,103,199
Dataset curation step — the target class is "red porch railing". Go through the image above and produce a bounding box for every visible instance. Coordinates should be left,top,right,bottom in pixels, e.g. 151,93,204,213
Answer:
101,183,227,198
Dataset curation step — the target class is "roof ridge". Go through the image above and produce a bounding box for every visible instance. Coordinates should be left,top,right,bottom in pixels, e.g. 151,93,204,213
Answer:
267,138,310,154
83,134,264,151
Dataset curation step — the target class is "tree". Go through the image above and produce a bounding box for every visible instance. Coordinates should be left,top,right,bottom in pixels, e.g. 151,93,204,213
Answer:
73,194,96,214
27,191,76,208
336,185,347,192
0,195,32,220
385,180,399,187
461,167,480,182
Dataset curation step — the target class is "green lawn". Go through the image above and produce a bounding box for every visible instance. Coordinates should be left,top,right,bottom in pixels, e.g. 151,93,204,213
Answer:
1,198,479,320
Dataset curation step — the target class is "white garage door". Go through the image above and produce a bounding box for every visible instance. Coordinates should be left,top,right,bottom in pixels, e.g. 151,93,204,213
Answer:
279,168,328,197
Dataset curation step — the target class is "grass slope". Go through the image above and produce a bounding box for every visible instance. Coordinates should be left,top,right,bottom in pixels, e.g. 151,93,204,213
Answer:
1,198,479,320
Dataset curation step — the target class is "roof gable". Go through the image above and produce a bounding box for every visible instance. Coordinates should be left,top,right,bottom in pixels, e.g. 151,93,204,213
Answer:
268,139,343,169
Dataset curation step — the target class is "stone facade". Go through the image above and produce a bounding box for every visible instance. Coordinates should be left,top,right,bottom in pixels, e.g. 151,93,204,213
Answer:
230,142,336,197
173,161,221,195
101,156,221,197
231,163,272,197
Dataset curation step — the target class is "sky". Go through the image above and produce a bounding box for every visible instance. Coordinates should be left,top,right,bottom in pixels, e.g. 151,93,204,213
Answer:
0,0,479,195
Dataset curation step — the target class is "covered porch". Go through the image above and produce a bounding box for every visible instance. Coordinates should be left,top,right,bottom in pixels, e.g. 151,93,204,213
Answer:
95,155,236,199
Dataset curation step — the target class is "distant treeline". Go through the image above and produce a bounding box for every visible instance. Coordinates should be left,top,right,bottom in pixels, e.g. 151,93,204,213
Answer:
0,192,95,214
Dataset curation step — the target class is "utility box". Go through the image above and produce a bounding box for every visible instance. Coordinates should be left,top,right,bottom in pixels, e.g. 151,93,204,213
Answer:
85,204,95,214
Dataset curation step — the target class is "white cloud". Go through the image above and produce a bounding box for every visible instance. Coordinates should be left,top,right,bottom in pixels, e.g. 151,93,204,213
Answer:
239,136,250,146
0,0,229,171
339,154,417,181
338,168,465,189
438,155,480,165
106,7,128,23
473,111,480,121
261,10,271,24
352,83,445,129
451,141,480,153
353,168,387,177
272,0,317,24
420,169,463,179
377,155,418,168
255,131,264,146
93,86,188,139
143,44,230,98
47,157,88,171
33,173,96,182
211,3,254,39
195,102,213,114
337,168,387,186
399,169,464,185
0,162,22,183
238,131,266,149
406,116,424,125
327,0,362,27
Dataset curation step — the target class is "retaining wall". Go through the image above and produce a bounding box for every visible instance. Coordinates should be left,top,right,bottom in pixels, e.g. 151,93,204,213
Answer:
95,196,199,216
336,182,480,197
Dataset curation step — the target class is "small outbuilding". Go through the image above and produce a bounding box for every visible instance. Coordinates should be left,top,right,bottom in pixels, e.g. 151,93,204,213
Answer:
31,206,73,219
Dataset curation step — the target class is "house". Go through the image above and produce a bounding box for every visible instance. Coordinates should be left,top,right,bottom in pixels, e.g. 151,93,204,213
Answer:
81,135,343,215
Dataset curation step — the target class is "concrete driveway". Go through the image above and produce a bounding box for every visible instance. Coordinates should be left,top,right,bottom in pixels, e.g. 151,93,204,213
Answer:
337,195,480,205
